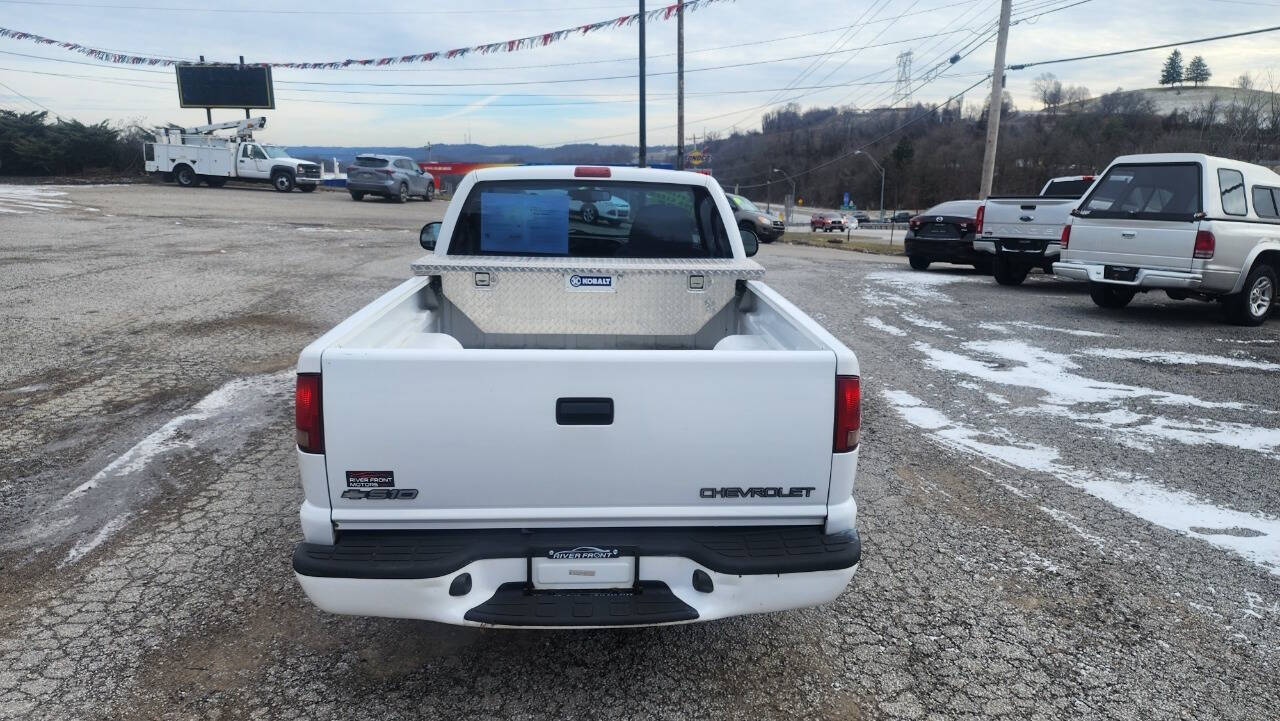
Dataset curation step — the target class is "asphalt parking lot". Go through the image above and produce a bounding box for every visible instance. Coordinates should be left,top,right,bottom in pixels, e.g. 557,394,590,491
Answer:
1,182,1277,720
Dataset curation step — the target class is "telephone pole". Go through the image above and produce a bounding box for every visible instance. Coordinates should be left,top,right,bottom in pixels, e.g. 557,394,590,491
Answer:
676,0,685,170
638,0,647,168
979,0,1011,199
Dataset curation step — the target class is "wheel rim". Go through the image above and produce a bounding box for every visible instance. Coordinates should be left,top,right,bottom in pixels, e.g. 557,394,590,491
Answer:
400,185,407,201
1249,276,1273,317
179,169,192,184
276,176,288,190
584,206,596,223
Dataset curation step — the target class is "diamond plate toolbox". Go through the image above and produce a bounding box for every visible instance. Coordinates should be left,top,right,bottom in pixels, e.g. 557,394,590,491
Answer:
411,255,766,335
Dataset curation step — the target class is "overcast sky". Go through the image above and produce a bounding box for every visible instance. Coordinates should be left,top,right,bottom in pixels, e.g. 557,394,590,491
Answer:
1,0,1278,147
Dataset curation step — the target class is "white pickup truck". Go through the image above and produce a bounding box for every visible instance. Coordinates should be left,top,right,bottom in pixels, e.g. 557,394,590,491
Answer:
143,117,321,192
975,175,1096,285
291,166,863,628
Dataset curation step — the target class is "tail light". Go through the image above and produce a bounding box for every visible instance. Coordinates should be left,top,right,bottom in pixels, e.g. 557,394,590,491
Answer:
574,166,611,178
1060,224,1071,249
375,168,395,176
908,217,921,231
296,373,324,454
1194,230,1215,259
975,204,985,234
834,376,861,453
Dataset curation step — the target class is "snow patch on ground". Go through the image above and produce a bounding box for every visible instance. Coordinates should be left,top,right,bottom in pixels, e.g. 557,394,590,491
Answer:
60,515,130,567
978,323,1011,333
1026,403,1280,457
1214,338,1277,345
918,339,1244,409
864,317,907,337
1009,321,1111,338
902,313,953,331
1082,348,1280,371
0,186,72,214
1040,506,1110,552
864,270,979,304
882,388,1280,575
62,371,291,502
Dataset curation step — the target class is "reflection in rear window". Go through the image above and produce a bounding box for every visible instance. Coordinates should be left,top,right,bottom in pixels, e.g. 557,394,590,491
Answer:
447,180,732,258
1080,164,1201,220
352,157,389,167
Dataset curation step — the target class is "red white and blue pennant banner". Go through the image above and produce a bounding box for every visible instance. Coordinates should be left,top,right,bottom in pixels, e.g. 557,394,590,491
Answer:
0,0,729,69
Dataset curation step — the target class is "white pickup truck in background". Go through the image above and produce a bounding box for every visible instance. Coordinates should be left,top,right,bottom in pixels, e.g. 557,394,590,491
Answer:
291,166,863,628
975,175,1096,285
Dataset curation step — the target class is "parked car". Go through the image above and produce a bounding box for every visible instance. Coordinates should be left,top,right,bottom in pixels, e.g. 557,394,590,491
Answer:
851,210,871,223
975,175,1096,285
569,187,631,225
726,193,785,242
1055,153,1280,325
891,211,913,223
904,200,988,272
347,154,434,203
810,213,846,232
291,166,863,628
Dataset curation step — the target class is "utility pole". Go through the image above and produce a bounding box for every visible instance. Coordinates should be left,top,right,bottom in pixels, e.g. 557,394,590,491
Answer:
979,0,1011,199
200,55,211,125
676,0,685,170
638,0,647,168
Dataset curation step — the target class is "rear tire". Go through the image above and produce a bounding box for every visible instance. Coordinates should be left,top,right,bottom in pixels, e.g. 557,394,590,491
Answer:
1090,282,1136,309
272,172,295,193
174,164,197,188
993,256,1029,286
1225,264,1276,326
349,191,365,201
908,255,931,271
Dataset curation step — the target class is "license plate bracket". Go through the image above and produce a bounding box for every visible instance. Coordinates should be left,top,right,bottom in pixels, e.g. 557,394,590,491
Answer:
1104,265,1138,281
527,546,639,591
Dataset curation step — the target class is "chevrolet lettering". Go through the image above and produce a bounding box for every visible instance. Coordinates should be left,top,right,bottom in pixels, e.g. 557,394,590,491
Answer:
699,486,817,499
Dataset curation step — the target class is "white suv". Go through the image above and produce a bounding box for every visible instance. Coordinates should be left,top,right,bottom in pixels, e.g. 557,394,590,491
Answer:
1055,153,1280,325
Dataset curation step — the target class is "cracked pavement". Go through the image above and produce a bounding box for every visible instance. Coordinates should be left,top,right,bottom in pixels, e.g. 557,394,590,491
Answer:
1,183,1277,720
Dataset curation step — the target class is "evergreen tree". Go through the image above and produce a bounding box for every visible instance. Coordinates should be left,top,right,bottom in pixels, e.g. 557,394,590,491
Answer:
1186,55,1211,87
1159,50,1185,87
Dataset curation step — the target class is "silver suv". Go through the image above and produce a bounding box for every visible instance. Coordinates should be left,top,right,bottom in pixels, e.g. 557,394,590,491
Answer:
1056,153,1280,326
347,154,434,203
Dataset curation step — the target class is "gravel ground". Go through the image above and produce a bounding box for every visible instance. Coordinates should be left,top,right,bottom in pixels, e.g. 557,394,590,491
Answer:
0,183,1277,720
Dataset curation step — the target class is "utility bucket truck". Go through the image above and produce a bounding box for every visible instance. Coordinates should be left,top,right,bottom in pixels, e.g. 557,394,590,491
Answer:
143,117,320,192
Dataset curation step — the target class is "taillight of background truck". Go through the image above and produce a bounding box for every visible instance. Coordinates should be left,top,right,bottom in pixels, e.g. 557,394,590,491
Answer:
975,204,985,234
296,373,324,454
834,376,861,453
1194,230,1215,259
1060,224,1071,249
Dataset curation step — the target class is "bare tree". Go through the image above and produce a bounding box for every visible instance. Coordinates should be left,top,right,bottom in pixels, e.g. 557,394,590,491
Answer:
1033,72,1065,113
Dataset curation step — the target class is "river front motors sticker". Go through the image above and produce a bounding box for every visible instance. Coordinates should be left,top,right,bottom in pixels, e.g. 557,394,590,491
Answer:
566,274,615,292
346,470,394,488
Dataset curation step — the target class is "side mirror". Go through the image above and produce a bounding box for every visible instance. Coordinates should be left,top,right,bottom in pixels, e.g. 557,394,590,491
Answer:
419,221,442,251
740,229,760,257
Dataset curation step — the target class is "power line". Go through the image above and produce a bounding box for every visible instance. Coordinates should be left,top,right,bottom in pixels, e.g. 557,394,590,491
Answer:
0,0,639,13
1008,23,1280,71
0,77,60,116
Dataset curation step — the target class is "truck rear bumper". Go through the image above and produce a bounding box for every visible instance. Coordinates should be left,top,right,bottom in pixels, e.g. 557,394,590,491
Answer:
293,526,860,627
1053,262,1202,289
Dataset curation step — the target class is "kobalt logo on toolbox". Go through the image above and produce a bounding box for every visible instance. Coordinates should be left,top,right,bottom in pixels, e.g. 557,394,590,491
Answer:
567,274,614,290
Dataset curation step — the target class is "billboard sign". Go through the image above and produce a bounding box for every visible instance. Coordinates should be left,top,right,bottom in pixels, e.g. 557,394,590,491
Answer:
176,64,275,109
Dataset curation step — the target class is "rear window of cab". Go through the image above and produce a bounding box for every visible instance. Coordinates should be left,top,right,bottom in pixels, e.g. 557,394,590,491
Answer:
1078,163,1202,221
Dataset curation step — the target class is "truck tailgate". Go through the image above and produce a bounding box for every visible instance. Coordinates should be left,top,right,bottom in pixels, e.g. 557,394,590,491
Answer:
321,347,837,529
982,198,1074,241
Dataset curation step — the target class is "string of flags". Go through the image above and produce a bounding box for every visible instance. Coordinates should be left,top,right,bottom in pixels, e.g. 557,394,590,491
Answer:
0,0,731,69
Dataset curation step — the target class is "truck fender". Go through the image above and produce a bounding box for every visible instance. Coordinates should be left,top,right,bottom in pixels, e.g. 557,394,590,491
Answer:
270,164,296,178
1230,241,1280,294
